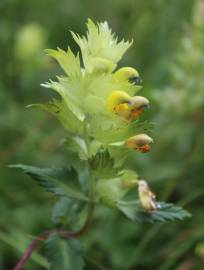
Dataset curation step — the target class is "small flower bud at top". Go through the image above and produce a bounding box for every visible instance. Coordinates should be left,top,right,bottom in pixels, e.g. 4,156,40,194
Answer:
138,180,157,212
113,67,141,85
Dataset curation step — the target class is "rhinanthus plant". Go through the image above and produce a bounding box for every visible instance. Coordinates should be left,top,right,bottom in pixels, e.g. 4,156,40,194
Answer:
11,19,191,270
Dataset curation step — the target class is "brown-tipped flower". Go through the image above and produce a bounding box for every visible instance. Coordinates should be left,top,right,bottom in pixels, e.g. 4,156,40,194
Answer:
138,180,157,212
127,96,150,120
125,134,153,153
106,91,149,121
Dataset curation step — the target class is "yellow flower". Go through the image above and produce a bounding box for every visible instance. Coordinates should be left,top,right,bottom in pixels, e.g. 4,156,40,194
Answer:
106,91,149,120
106,90,131,118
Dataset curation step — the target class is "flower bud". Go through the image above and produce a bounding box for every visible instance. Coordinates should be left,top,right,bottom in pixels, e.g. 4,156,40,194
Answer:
113,67,141,85
138,180,157,212
125,134,153,153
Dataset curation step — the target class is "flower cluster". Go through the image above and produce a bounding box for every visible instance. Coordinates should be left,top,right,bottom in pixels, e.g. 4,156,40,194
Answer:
10,19,191,270
32,19,156,210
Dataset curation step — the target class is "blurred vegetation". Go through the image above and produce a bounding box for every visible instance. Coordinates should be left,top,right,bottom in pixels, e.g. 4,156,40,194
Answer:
1,0,204,269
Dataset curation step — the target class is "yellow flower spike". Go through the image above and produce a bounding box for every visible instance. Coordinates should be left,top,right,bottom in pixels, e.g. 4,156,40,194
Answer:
113,67,142,85
125,134,153,153
138,180,157,212
106,90,131,117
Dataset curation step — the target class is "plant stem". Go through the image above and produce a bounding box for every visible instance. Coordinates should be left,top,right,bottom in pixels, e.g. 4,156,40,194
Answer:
84,119,96,202
12,193,94,270
13,120,96,270
84,119,91,157
12,231,50,270
12,204,94,270
12,188,94,270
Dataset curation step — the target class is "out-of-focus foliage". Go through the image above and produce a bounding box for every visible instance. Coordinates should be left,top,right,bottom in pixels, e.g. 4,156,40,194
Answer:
1,0,204,269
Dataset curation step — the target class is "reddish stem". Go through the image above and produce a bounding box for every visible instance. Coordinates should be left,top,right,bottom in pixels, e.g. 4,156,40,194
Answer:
12,204,94,270
13,231,50,270
12,229,86,270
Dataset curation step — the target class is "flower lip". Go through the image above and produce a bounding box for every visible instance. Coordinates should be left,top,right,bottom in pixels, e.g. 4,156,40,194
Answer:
128,76,142,85
128,107,143,119
128,104,149,119
137,144,151,153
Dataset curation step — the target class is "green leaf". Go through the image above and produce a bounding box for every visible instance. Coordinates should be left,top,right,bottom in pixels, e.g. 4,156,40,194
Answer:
52,197,75,226
64,135,88,160
46,234,85,270
117,200,191,223
89,149,117,178
28,98,83,135
41,78,85,122
51,197,85,228
9,165,88,201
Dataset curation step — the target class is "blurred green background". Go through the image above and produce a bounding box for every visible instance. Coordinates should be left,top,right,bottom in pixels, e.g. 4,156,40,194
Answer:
1,0,204,269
